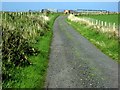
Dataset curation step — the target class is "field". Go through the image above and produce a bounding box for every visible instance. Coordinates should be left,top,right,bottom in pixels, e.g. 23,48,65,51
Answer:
1,12,59,88
79,14,119,25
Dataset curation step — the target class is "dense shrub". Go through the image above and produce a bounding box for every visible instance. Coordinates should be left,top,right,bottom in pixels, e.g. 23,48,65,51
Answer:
1,12,50,82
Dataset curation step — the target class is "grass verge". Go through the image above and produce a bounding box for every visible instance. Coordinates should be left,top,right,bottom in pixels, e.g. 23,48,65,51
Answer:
66,19,119,63
3,13,59,88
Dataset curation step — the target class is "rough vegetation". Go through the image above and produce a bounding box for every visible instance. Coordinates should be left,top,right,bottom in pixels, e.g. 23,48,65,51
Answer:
1,12,59,88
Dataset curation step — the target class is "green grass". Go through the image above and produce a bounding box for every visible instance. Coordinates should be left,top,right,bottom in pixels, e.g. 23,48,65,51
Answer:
4,32,51,88
78,14,119,25
3,13,59,88
67,19,119,63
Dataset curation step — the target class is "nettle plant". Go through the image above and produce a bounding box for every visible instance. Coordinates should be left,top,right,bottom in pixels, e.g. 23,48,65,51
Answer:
1,12,50,81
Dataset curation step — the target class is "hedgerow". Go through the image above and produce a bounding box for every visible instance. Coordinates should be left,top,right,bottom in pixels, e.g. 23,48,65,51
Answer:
1,12,50,83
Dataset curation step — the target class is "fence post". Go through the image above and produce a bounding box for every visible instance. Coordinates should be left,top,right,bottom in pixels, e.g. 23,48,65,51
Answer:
92,19,94,25
108,23,111,32
105,22,107,27
96,20,98,25
101,21,103,26
12,12,14,16
113,23,116,31
99,20,100,26
109,23,111,28
113,23,116,37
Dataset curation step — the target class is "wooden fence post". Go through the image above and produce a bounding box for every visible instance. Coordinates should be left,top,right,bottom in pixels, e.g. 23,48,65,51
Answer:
96,20,98,25
92,19,94,25
101,21,103,26
98,20,100,26
108,22,111,32
105,22,107,27
113,23,116,31
109,23,111,28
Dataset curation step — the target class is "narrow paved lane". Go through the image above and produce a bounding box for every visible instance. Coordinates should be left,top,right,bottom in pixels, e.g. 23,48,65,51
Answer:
45,16,118,88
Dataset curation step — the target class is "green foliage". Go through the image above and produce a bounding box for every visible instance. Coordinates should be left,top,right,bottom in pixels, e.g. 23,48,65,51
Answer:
1,12,59,88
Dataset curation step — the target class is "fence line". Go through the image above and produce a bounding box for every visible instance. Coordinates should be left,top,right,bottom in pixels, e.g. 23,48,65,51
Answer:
68,14,119,37
81,17,117,30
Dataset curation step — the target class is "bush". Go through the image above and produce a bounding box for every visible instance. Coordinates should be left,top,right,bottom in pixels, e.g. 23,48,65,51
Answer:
1,12,50,82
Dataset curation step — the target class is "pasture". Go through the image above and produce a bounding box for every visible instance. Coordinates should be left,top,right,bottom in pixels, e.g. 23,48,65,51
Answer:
79,14,119,25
